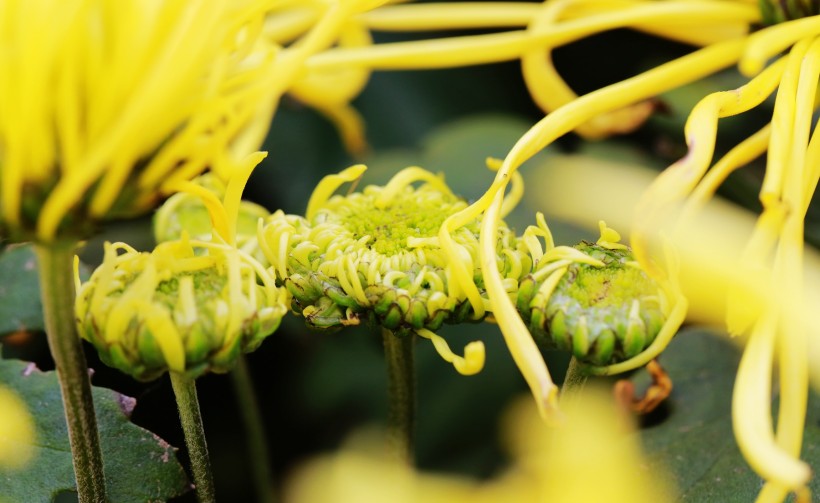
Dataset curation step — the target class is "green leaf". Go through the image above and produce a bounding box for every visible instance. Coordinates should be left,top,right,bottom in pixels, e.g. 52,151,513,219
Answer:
0,244,92,338
0,358,189,502
635,329,820,499
0,245,45,336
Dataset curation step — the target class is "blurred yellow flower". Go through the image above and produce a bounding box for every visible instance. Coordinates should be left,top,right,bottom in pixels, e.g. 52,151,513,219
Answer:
0,0,283,242
286,387,675,503
0,385,34,470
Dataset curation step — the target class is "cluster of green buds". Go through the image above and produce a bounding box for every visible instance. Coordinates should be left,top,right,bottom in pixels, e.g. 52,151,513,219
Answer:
516,218,670,367
259,165,531,375
759,0,820,25
75,153,288,381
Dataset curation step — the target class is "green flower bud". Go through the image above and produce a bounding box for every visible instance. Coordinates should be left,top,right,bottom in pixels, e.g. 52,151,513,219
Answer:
75,237,288,381
153,173,271,265
259,165,531,375
518,221,669,366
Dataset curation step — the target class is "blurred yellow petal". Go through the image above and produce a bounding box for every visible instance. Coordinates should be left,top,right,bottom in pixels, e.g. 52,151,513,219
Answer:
0,386,35,470
286,389,675,503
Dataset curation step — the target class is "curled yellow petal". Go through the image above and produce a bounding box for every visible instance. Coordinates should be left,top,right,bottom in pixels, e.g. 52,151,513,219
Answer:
306,164,367,221
416,328,485,376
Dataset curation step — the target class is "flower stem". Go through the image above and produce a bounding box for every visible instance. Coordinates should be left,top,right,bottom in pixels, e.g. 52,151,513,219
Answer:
381,328,415,464
560,357,589,405
230,356,276,503
36,241,108,503
170,372,215,503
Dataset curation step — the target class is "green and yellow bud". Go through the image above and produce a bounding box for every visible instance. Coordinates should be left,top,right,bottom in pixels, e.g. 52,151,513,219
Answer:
518,220,669,366
154,173,271,265
75,237,288,381
259,165,530,375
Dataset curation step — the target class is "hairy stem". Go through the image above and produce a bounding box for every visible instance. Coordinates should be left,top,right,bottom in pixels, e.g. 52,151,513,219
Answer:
36,242,108,502
170,372,215,503
560,357,590,406
231,356,276,503
382,328,416,465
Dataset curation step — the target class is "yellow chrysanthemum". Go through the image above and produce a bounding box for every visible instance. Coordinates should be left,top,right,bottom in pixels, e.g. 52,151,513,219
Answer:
0,0,282,242
628,21,820,501
285,388,675,503
259,165,530,375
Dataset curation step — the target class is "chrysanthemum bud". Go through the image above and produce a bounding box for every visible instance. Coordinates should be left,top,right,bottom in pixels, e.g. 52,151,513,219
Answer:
518,221,669,366
259,165,530,375
153,173,271,264
75,237,287,381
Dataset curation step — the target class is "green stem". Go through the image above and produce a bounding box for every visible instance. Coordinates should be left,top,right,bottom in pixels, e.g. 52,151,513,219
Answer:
170,372,215,503
36,242,108,503
230,356,275,503
560,357,590,406
381,328,415,465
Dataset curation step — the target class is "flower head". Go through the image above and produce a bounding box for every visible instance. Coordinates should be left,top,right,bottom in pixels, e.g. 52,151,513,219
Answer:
517,220,669,366
76,153,288,381
0,0,280,243
75,237,287,381
259,165,530,375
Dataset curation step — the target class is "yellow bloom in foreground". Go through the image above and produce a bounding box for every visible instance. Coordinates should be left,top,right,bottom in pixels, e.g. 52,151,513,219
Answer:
629,25,820,501
286,388,674,503
0,0,280,242
0,386,34,470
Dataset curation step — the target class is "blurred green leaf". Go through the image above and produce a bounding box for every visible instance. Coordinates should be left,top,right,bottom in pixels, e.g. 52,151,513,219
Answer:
0,244,92,338
0,245,45,336
635,329,819,499
0,357,189,502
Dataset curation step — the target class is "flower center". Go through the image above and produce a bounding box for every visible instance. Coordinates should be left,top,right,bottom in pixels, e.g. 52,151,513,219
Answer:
321,186,465,256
